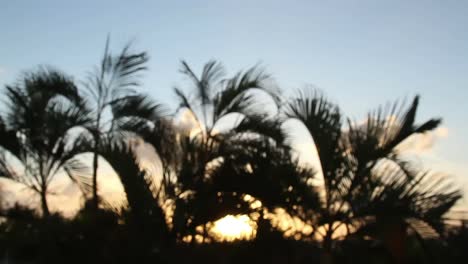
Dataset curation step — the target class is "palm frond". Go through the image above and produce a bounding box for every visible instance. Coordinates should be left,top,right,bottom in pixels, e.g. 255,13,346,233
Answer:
180,60,225,105
284,89,349,205
109,44,148,100
109,94,168,132
232,114,287,144
173,87,205,133
351,161,461,238
97,137,169,238
346,96,442,163
64,158,92,195
84,38,149,109
0,117,22,160
212,64,277,121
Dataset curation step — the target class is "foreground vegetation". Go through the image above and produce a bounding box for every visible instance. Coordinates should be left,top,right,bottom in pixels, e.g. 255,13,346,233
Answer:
0,40,466,263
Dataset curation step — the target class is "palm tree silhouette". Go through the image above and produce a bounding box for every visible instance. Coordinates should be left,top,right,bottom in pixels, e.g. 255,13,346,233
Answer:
0,68,91,216
81,38,162,210
96,137,170,252
147,60,290,241
284,90,461,261
0,54,464,263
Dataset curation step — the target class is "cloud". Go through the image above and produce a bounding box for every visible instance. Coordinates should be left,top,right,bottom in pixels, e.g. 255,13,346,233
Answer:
396,127,449,154
0,161,127,217
435,126,449,138
177,109,199,132
0,179,38,209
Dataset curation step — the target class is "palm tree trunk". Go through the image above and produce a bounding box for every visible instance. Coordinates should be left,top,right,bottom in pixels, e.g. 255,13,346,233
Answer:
202,224,207,243
320,227,334,264
91,142,99,210
40,190,50,217
91,114,102,211
38,160,50,217
383,222,407,264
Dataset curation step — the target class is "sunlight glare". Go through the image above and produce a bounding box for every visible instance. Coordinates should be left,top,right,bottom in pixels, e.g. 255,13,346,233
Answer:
211,215,255,241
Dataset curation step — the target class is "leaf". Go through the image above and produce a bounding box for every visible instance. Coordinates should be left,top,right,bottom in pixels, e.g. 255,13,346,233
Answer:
110,94,167,131
233,114,287,144
180,60,225,105
212,65,277,121
97,137,169,238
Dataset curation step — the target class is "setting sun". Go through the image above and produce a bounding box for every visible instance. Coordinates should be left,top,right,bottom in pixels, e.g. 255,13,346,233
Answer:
211,215,256,241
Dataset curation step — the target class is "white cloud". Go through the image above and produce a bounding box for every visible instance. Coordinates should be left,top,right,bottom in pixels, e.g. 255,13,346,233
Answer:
435,126,449,138
0,160,127,217
396,127,449,154
177,109,199,132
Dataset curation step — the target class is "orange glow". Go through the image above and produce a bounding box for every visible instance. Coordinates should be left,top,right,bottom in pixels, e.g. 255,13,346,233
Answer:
211,215,255,241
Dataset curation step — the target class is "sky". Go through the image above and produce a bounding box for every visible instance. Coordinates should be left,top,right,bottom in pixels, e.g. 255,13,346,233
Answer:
0,0,467,210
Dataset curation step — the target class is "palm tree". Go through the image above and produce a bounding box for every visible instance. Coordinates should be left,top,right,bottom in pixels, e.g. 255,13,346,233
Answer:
284,90,461,260
0,68,91,216
349,163,461,263
205,136,323,239
152,60,291,241
96,137,170,252
81,38,160,210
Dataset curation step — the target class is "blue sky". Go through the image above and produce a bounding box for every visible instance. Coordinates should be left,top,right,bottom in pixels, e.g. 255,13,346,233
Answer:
1,0,467,203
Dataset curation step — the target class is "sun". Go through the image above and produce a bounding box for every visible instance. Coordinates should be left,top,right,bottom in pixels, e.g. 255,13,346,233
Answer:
211,215,255,241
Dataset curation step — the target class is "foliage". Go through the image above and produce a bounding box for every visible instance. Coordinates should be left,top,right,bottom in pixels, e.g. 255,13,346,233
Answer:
0,45,465,263
0,68,91,216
